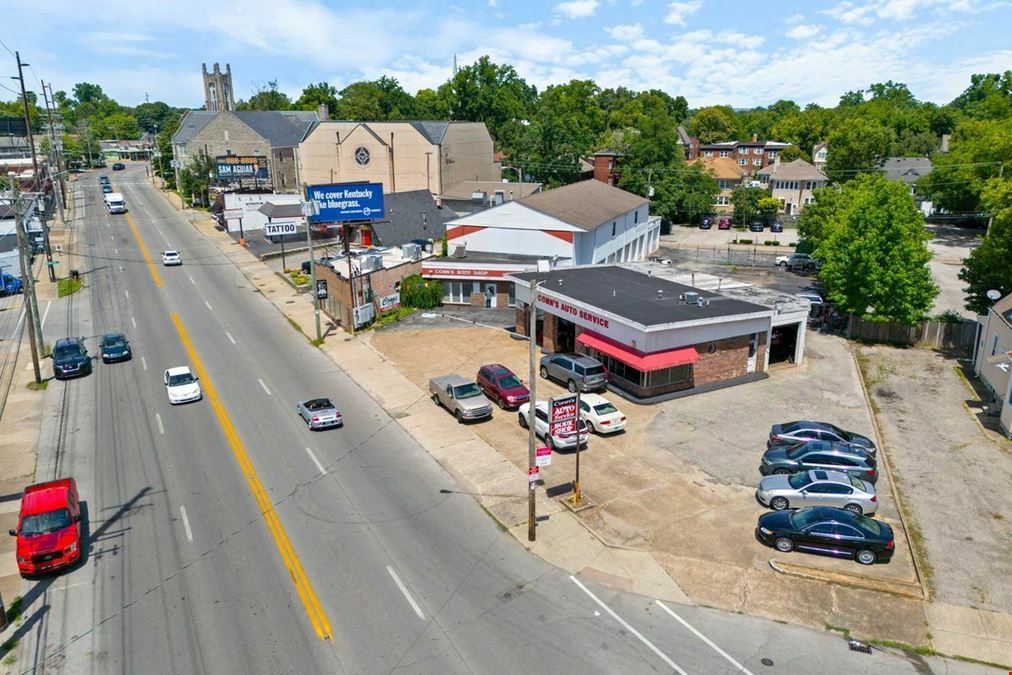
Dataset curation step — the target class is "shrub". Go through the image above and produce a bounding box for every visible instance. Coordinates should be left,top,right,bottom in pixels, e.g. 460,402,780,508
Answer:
400,274,443,309
764,240,778,246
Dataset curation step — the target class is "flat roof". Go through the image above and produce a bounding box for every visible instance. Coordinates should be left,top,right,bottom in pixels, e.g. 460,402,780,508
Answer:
429,252,571,265
511,265,770,327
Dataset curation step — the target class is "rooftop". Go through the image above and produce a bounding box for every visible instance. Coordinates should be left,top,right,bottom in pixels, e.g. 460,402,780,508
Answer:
428,251,571,265
880,157,933,184
518,180,648,231
372,189,449,246
440,180,542,201
688,156,745,180
757,159,828,181
510,265,771,328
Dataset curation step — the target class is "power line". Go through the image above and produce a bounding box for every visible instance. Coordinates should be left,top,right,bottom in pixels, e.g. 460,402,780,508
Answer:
0,37,15,57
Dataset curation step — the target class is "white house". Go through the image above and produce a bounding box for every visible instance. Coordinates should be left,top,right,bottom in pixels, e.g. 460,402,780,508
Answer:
756,159,829,215
974,293,1012,438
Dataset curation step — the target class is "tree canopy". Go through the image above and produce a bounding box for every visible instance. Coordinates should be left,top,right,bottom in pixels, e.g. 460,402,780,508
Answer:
958,179,1012,313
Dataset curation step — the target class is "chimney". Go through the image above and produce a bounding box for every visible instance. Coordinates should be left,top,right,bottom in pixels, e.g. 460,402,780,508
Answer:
317,104,329,120
752,133,758,142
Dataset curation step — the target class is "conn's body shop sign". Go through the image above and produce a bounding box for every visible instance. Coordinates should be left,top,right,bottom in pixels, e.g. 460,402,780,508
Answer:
306,182,385,222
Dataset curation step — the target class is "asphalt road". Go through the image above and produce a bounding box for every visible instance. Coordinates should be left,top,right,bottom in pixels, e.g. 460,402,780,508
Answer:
7,165,996,675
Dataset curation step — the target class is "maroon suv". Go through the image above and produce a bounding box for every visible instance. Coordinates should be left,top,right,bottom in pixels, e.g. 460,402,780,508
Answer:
476,364,530,410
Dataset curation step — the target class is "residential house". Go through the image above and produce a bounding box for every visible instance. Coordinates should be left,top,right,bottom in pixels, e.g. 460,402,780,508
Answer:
880,157,934,215
171,109,320,193
688,156,745,213
812,143,828,171
689,134,791,176
973,294,1012,438
297,121,498,199
592,149,623,186
756,159,829,215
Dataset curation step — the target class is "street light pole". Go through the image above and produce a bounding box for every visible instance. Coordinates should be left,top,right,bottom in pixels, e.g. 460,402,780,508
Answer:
301,198,322,342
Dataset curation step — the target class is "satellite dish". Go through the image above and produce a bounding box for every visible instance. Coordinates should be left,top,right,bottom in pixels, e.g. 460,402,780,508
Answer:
986,289,1001,301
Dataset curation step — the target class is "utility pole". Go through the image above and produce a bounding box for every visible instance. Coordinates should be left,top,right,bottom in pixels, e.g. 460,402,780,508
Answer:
40,80,65,222
344,223,356,336
12,193,43,385
301,199,323,341
526,269,542,542
15,52,56,282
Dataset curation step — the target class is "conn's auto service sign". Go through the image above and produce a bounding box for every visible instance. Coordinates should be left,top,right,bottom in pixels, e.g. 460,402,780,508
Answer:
549,394,578,436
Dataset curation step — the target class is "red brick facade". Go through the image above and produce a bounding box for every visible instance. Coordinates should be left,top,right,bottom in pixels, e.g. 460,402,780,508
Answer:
592,153,621,186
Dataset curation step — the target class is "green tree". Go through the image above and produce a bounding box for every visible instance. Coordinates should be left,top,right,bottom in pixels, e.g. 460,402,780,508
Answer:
179,151,216,206
332,78,416,120
778,144,808,162
731,186,765,226
520,79,605,186
132,101,176,134
958,179,1012,313
154,113,182,189
295,82,339,114
688,105,740,142
441,56,537,153
918,117,1011,214
796,186,843,244
949,71,1012,120
73,82,107,105
757,196,781,220
238,80,292,111
102,111,142,139
816,174,937,324
824,117,894,182
414,88,449,119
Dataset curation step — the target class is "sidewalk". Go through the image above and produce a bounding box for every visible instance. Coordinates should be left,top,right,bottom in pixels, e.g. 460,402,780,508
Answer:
152,180,1012,669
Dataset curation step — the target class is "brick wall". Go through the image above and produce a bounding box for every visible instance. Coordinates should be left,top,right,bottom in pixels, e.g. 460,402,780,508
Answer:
316,259,423,332
693,334,751,386
541,312,560,353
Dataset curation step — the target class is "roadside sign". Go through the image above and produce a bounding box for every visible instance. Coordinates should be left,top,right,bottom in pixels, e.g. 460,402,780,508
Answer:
528,466,540,484
536,446,552,467
315,279,328,300
305,182,385,223
264,221,300,237
549,393,578,437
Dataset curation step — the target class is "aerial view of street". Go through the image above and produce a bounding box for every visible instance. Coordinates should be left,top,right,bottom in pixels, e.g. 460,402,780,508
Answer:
0,1,1009,673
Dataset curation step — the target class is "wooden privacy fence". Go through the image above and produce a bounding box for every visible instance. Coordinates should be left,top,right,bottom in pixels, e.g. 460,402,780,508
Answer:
848,316,977,352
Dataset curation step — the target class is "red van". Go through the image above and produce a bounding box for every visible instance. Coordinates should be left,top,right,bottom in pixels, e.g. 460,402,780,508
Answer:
8,478,83,577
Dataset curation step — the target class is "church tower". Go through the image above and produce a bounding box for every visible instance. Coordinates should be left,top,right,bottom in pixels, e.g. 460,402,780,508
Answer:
202,63,235,112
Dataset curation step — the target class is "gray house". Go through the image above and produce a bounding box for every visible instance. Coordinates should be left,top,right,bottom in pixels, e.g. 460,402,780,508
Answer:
881,157,933,214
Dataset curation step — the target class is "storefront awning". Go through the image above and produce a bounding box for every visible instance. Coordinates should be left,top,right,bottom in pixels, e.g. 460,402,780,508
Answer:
577,331,700,372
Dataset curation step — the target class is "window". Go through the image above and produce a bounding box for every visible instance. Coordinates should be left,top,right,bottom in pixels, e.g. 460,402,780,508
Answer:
805,181,819,190
634,210,639,224
608,160,615,170
719,150,730,158
612,222,617,236
738,147,747,154
804,197,814,205
738,159,747,166
753,147,762,155
991,334,999,356
224,130,229,142
716,196,730,205
752,159,761,166
749,334,758,358
704,150,713,157
768,151,778,158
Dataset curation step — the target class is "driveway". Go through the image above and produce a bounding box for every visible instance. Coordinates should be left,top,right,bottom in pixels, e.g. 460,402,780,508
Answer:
926,224,980,319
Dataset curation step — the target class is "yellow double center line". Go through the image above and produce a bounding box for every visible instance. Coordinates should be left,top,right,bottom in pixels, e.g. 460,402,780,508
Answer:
126,210,332,640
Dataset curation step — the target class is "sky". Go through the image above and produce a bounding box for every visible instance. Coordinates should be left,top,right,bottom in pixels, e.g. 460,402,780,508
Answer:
3,0,1011,110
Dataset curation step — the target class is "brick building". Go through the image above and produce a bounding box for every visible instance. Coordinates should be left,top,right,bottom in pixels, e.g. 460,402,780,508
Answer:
591,149,623,185
510,263,809,400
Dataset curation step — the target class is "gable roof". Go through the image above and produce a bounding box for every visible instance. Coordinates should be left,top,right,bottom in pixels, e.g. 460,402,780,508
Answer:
172,111,216,144
992,293,1012,327
688,156,745,180
518,179,648,231
371,189,448,246
880,157,932,184
232,111,317,148
408,121,450,145
757,159,827,181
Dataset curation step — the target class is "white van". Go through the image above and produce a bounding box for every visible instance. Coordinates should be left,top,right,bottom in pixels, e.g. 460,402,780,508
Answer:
104,192,127,214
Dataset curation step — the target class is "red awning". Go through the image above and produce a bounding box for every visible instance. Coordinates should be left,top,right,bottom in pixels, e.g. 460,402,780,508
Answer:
576,331,699,372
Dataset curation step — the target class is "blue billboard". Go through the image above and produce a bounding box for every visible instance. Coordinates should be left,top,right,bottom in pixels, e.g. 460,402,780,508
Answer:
305,182,385,222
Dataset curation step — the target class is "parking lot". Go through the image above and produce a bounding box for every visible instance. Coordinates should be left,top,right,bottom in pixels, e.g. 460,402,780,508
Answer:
370,317,921,610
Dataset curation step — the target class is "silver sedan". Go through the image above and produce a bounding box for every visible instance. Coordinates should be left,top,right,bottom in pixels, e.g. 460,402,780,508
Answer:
756,469,878,515
297,397,343,430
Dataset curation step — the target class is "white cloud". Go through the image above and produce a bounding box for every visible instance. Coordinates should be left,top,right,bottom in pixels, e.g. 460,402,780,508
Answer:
555,0,600,18
786,24,822,39
488,0,497,5
607,23,644,39
665,0,702,25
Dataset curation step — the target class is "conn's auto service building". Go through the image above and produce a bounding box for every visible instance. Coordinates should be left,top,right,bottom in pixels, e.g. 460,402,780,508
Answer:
511,264,809,399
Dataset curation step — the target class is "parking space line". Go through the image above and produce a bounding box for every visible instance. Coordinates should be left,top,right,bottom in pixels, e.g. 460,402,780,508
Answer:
386,566,425,620
225,332,236,345
655,601,754,674
179,505,193,542
305,447,326,475
188,275,195,285
141,356,147,371
124,289,130,300
114,248,119,255
205,301,212,310
131,316,137,329
155,412,164,435
40,300,51,330
570,576,687,675
258,378,272,396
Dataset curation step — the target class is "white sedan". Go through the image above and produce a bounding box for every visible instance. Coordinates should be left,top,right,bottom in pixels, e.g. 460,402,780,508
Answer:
162,250,182,266
578,393,626,434
164,366,202,404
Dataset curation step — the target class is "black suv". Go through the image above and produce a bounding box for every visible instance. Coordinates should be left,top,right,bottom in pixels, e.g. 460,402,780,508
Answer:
52,337,92,380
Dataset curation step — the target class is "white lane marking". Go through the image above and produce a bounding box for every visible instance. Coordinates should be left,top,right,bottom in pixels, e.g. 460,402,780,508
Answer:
655,601,755,674
141,356,148,371
40,300,52,330
114,248,119,255
49,581,91,593
570,576,687,675
225,331,236,345
305,447,326,475
131,316,137,328
188,275,195,285
204,301,212,310
106,223,110,229
155,412,164,435
386,566,425,620
119,266,124,272
110,235,114,240
258,378,272,396
124,289,130,300
179,505,193,542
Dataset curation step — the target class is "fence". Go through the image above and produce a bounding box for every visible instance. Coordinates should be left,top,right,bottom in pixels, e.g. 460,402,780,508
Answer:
654,243,786,268
847,316,977,352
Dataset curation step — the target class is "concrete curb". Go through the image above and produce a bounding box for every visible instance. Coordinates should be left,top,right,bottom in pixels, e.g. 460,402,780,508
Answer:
768,559,924,599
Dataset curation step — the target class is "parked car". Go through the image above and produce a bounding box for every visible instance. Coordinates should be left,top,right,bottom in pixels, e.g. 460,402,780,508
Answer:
8,478,83,577
770,221,784,233
99,332,132,363
795,293,825,317
539,353,607,393
429,374,493,423
760,440,878,483
768,420,876,455
775,252,821,272
112,162,126,170
52,337,92,380
518,400,590,451
717,217,732,230
756,469,878,515
161,250,182,266
699,217,713,229
300,256,337,275
578,393,626,434
749,221,765,232
1,272,23,296
476,363,530,410
297,397,343,430
755,506,894,565
164,366,202,404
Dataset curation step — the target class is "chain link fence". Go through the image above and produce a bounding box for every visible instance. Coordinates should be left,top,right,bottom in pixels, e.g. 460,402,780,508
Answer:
653,243,787,268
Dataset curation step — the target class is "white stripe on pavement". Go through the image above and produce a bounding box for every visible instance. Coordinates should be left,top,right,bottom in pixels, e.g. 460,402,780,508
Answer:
386,566,425,620
114,248,119,255
131,316,137,329
570,576,687,675
258,378,272,396
305,447,326,475
40,300,51,330
179,505,193,542
225,332,236,345
205,301,212,310
188,275,195,285
655,601,755,675
124,289,130,300
141,356,147,371
155,412,164,435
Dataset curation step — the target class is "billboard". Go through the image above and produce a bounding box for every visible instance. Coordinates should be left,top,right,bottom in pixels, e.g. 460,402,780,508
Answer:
215,155,269,187
0,116,28,136
305,182,384,222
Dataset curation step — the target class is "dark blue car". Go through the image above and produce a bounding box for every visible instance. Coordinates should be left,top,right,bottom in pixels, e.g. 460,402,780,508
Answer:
100,332,133,363
52,337,92,380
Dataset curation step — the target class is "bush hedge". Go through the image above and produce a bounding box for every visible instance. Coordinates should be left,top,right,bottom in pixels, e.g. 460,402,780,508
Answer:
400,274,443,308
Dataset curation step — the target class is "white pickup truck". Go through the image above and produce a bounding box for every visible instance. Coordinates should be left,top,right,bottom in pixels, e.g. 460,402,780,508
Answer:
104,192,127,214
